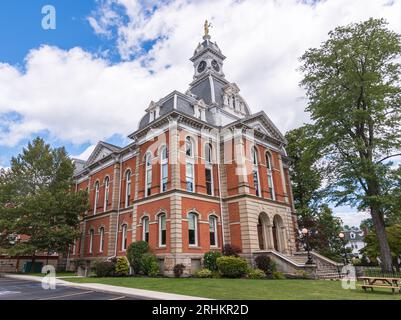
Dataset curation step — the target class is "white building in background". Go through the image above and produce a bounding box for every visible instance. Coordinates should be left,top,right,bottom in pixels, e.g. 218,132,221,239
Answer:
343,227,366,258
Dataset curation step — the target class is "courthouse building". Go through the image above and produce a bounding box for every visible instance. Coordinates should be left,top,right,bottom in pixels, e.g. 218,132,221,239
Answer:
69,25,305,276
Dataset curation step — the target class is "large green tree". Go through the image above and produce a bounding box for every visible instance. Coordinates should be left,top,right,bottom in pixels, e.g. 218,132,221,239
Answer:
299,18,401,272
0,138,88,268
286,126,343,261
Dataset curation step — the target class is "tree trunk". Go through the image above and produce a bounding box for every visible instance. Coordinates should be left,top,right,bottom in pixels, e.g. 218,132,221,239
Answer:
30,252,36,273
370,207,393,273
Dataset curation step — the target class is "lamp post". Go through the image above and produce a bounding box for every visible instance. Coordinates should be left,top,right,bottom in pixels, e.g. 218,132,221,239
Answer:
339,232,349,265
300,228,314,265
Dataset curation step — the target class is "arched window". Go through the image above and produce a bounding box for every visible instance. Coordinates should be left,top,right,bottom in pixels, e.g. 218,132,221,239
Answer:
94,181,100,214
209,215,218,247
265,152,275,200
142,217,149,243
121,224,128,251
205,143,213,196
252,147,261,197
185,137,195,192
104,177,110,211
160,146,168,192
89,229,94,254
99,227,105,253
145,153,152,197
125,170,131,207
188,212,198,246
159,214,167,247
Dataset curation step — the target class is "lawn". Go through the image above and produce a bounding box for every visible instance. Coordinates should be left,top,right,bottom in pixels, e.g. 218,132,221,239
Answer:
65,277,401,300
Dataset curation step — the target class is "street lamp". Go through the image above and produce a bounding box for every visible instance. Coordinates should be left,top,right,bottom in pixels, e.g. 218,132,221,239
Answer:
339,232,349,265
300,228,314,265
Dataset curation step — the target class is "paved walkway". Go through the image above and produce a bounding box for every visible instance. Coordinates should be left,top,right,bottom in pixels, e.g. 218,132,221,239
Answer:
1,274,209,300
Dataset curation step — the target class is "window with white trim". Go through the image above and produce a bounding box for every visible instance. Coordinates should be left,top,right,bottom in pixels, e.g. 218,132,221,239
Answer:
94,182,100,214
209,215,218,247
159,214,167,247
99,227,105,253
145,153,152,197
188,212,198,246
121,224,128,251
265,152,276,200
160,146,168,192
185,137,195,192
205,143,213,196
252,147,261,197
125,170,131,207
104,177,110,211
89,229,94,254
142,217,149,243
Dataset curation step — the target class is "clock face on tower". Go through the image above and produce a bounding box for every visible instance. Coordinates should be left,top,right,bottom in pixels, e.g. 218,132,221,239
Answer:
197,61,207,73
212,60,220,72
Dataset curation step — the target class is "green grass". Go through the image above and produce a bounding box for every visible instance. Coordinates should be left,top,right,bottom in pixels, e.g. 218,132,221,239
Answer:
65,277,401,300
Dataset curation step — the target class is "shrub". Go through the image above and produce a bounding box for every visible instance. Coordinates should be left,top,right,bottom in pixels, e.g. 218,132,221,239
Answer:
204,251,222,271
247,268,267,279
142,253,160,277
93,260,115,277
216,256,248,278
195,268,213,278
173,263,186,278
126,241,149,274
272,271,286,280
115,257,129,276
222,244,241,257
255,255,276,276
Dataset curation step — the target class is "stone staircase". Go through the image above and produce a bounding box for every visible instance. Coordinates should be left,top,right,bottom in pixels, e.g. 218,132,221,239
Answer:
253,250,343,279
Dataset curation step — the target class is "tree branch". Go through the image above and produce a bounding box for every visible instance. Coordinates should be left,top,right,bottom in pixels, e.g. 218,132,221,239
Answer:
376,153,401,164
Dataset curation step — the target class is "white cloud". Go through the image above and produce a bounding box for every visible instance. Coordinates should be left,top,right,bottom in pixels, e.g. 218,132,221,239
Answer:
333,207,370,228
72,144,97,160
1,0,401,149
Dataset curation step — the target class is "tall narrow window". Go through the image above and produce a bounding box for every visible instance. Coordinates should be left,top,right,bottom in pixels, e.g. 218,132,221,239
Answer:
104,177,109,211
188,213,198,246
145,153,152,197
89,229,94,254
209,216,218,247
185,137,195,192
252,147,261,197
93,182,100,214
160,146,168,192
205,143,213,195
125,170,131,207
121,224,128,251
72,240,76,255
99,227,105,253
142,217,149,243
266,152,276,200
159,214,166,247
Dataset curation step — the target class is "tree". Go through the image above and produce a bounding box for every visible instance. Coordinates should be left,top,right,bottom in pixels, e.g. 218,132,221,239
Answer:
362,224,401,271
0,138,88,270
299,18,401,272
286,127,343,260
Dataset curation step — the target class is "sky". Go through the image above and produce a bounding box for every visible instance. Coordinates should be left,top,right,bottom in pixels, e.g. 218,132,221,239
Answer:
1,0,401,227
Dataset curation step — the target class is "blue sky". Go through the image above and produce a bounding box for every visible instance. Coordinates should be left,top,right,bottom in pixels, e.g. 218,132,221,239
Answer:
0,0,128,164
1,0,400,226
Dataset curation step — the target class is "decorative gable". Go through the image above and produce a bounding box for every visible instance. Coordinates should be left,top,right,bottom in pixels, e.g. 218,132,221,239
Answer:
86,142,119,166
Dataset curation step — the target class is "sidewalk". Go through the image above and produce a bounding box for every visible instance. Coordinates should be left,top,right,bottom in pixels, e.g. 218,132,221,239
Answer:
1,274,210,300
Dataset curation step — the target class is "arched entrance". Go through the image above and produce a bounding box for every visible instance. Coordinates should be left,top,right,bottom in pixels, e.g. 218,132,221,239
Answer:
273,215,286,253
257,212,272,250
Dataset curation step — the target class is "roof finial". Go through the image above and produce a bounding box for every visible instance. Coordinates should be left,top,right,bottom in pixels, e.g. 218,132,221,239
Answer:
204,20,211,39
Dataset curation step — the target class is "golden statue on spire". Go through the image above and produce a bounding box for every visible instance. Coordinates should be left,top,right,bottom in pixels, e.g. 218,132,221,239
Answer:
204,20,211,37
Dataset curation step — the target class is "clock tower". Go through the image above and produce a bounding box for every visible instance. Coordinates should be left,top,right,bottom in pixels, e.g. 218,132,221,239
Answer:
190,21,226,80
